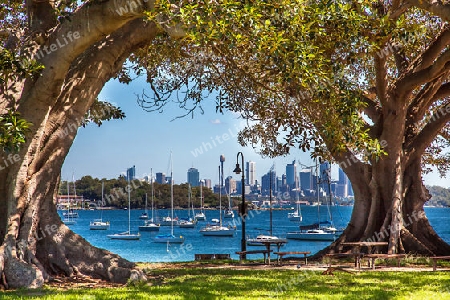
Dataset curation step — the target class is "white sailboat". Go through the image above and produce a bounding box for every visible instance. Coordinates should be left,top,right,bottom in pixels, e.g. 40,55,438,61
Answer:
107,170,140,240
195,180,206,221
153,153,185,243
139,170,160,232
90,181,110,230
223,187,234,218
179,184,196,228
63,180,76,225
288,202,302,222
286,159,337,241
247,167,286,246
200,162,236,236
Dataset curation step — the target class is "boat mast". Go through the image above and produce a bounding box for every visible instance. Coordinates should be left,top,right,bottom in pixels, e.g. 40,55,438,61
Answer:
316,158,320,227
218,165,222,227
188,184,191,218
151,168,154,221
128,174,131,234
101,181,104,221
220,154,225,226
170,152,174,236
269,168,273,236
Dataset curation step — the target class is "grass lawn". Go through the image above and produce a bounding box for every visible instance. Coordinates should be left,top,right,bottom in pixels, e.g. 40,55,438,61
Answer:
2,267,450,299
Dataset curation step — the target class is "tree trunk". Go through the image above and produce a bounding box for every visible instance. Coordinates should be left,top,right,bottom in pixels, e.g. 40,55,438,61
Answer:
0,17,162,289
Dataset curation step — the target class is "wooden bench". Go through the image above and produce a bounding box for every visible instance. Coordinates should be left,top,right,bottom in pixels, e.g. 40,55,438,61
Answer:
274,251,311,266
235,250,272,264
195,254,231,261
324,253,365,270
430,256,450,271
364,253,406,270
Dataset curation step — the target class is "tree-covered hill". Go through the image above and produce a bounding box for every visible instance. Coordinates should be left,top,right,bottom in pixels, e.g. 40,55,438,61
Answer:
426,186,450,207
58,176,221,209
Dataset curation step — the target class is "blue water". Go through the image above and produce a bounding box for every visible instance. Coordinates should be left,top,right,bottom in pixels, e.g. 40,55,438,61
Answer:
62,206,450,262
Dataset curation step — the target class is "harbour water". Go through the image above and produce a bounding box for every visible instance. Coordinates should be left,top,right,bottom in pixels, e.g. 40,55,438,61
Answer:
62,206,450,262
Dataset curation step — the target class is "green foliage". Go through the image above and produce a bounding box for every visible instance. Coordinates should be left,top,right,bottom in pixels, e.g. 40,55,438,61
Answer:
141,1,406,160
0,111,32,153
83,99,126,127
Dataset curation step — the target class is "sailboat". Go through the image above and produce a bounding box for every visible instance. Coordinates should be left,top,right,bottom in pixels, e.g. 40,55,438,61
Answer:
90,181,110,230
179,184,196,228
107,170,140,240
63,176,79,219
63,180,76,225
153,153,185,243
286,159,337,241
139,171,160,232
247,168,286,246
200,165,236,236
288,202,302,222
139,193,149,220
223,187,234,218
195,180,206,221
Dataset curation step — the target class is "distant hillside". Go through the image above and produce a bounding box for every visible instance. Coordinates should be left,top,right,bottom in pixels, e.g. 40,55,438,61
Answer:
426,185,450,207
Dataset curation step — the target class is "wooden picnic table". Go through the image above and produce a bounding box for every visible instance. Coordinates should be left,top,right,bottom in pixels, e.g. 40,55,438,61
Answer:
340,242,389,269
256,238,288,265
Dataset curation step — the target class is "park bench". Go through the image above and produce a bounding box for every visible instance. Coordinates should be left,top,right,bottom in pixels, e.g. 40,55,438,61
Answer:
273,251,311,266
194,254,231,261
430,256,450,271
324,253,365,270
235,250,272,264
364,253,406,270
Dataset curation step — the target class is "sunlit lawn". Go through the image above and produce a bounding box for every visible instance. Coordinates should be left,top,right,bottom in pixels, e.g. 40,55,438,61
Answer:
2,268,450,299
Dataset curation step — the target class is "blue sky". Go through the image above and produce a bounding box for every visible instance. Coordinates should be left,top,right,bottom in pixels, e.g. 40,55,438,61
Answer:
62,77,444,187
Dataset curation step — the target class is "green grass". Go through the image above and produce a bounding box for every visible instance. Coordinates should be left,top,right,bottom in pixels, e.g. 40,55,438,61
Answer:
2,268,450,299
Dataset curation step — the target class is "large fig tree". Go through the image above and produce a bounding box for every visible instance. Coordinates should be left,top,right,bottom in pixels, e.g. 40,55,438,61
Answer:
139,0,450,256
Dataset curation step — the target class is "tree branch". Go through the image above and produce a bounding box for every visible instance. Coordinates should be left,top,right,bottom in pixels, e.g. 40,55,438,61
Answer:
407,0,450,22
395,49,450,99
410,26,450,74
374,53,388,106
407,100,450,161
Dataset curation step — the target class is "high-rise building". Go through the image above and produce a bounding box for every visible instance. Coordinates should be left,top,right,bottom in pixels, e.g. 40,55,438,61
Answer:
203,179,212,189
155,172,166,184
246,161,256,186
187,167,200,187
300,168,312,191
261,170,276,196
337,168,353,197
286,160,297,189
126,165,135,181
225,176,237,194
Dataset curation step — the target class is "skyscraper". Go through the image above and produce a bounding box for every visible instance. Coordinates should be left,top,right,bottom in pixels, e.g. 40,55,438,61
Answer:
126,165,135,181
300,168,312,191
155,172,166,184
187,167,200,187
336,168,348,197
286,160,297,189
261,170,276,196
246,161,256,186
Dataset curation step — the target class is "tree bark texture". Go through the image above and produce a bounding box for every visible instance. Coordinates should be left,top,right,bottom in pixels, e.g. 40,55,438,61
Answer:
0,0,163,288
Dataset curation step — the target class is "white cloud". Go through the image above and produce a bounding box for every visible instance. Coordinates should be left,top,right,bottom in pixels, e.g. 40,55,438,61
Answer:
209,119,222,124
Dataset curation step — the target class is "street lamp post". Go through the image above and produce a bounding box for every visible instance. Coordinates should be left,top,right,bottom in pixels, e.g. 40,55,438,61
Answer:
233,152,246,259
